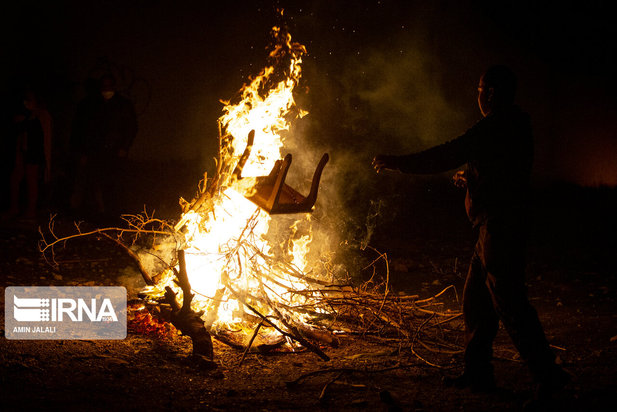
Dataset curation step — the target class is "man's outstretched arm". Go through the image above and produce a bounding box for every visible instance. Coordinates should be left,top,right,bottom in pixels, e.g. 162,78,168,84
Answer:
373,129,474,175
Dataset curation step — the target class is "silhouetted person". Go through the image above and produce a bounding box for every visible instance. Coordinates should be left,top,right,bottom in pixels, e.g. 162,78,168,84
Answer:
70,77,102,214
5,89,52,221
70,77,100,157
70,74,137,218
373,65,569,405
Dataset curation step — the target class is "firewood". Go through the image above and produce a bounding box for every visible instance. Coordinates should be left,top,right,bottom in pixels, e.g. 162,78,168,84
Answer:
238,321,263,366
294,323,339,348
163,250,215,366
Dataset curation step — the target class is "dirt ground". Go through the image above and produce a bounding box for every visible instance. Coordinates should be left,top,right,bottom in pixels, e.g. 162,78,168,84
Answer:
1,183,616,411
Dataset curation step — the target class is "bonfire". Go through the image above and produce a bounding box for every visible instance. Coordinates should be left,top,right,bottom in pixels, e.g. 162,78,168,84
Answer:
40,25,462,369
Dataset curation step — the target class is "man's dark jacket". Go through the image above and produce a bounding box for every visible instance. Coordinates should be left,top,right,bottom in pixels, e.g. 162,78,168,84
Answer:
72,94,137,156
393,105,533,226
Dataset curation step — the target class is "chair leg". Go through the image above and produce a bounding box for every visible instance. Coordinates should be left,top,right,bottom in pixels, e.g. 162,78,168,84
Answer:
232,130,255,179
266,154,292,212
302,153,329,209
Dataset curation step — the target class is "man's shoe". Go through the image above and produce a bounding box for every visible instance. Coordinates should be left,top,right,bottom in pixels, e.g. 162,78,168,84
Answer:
536,366,571,399
523,367,571,411
443,372,496,393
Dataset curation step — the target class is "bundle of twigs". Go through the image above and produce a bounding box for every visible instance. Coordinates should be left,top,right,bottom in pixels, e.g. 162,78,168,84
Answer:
161,205,463,367
38,129,463,368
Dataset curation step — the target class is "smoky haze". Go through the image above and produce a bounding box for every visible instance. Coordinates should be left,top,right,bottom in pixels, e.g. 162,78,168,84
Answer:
2,1,616,226
274,0,617,268
276,3,484,261
275,30,473,273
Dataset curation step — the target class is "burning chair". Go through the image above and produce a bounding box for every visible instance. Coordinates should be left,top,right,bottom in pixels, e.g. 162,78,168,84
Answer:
233,130,329,214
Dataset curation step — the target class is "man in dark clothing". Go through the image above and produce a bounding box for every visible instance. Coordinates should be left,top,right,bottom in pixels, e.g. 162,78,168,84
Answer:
373,65,569,401
94,74,138,158
70,74,137,217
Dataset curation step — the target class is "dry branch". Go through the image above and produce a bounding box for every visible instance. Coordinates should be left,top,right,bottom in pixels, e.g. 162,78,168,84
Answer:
238,321,264,366
39,211,177,287
163,250,215,365
99,232,154,285
38,125,464,370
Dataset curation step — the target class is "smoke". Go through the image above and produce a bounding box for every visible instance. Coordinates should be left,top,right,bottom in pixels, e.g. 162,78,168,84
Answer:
340,44,467,152
135,239,177,277
165,13,479,282
116,266,146,297
267,29,476,278
120,236,179,294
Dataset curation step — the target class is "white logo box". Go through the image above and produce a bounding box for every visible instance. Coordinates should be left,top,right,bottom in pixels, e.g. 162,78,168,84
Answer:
5,286,126,340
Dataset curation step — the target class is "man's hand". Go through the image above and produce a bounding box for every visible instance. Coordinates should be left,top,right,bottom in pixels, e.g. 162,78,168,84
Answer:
372,155,398,173
452,170,467,188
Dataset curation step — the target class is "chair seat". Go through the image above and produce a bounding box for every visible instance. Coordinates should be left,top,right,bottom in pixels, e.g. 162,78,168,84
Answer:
234,130,329,215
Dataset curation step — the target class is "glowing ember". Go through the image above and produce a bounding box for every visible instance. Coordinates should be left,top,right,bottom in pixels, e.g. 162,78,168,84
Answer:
127,303,177,339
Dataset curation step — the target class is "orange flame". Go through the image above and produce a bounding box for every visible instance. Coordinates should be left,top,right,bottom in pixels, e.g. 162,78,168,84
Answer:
151,27,318,334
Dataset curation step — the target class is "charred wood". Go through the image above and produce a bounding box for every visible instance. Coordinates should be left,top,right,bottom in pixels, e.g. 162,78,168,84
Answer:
164,250,215,366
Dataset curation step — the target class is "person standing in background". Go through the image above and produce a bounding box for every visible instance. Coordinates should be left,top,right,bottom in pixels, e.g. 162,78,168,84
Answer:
70,74,137,220
5,89,52,221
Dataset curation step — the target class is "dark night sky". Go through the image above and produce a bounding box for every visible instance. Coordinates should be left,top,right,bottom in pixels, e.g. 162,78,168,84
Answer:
2,0,616,186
